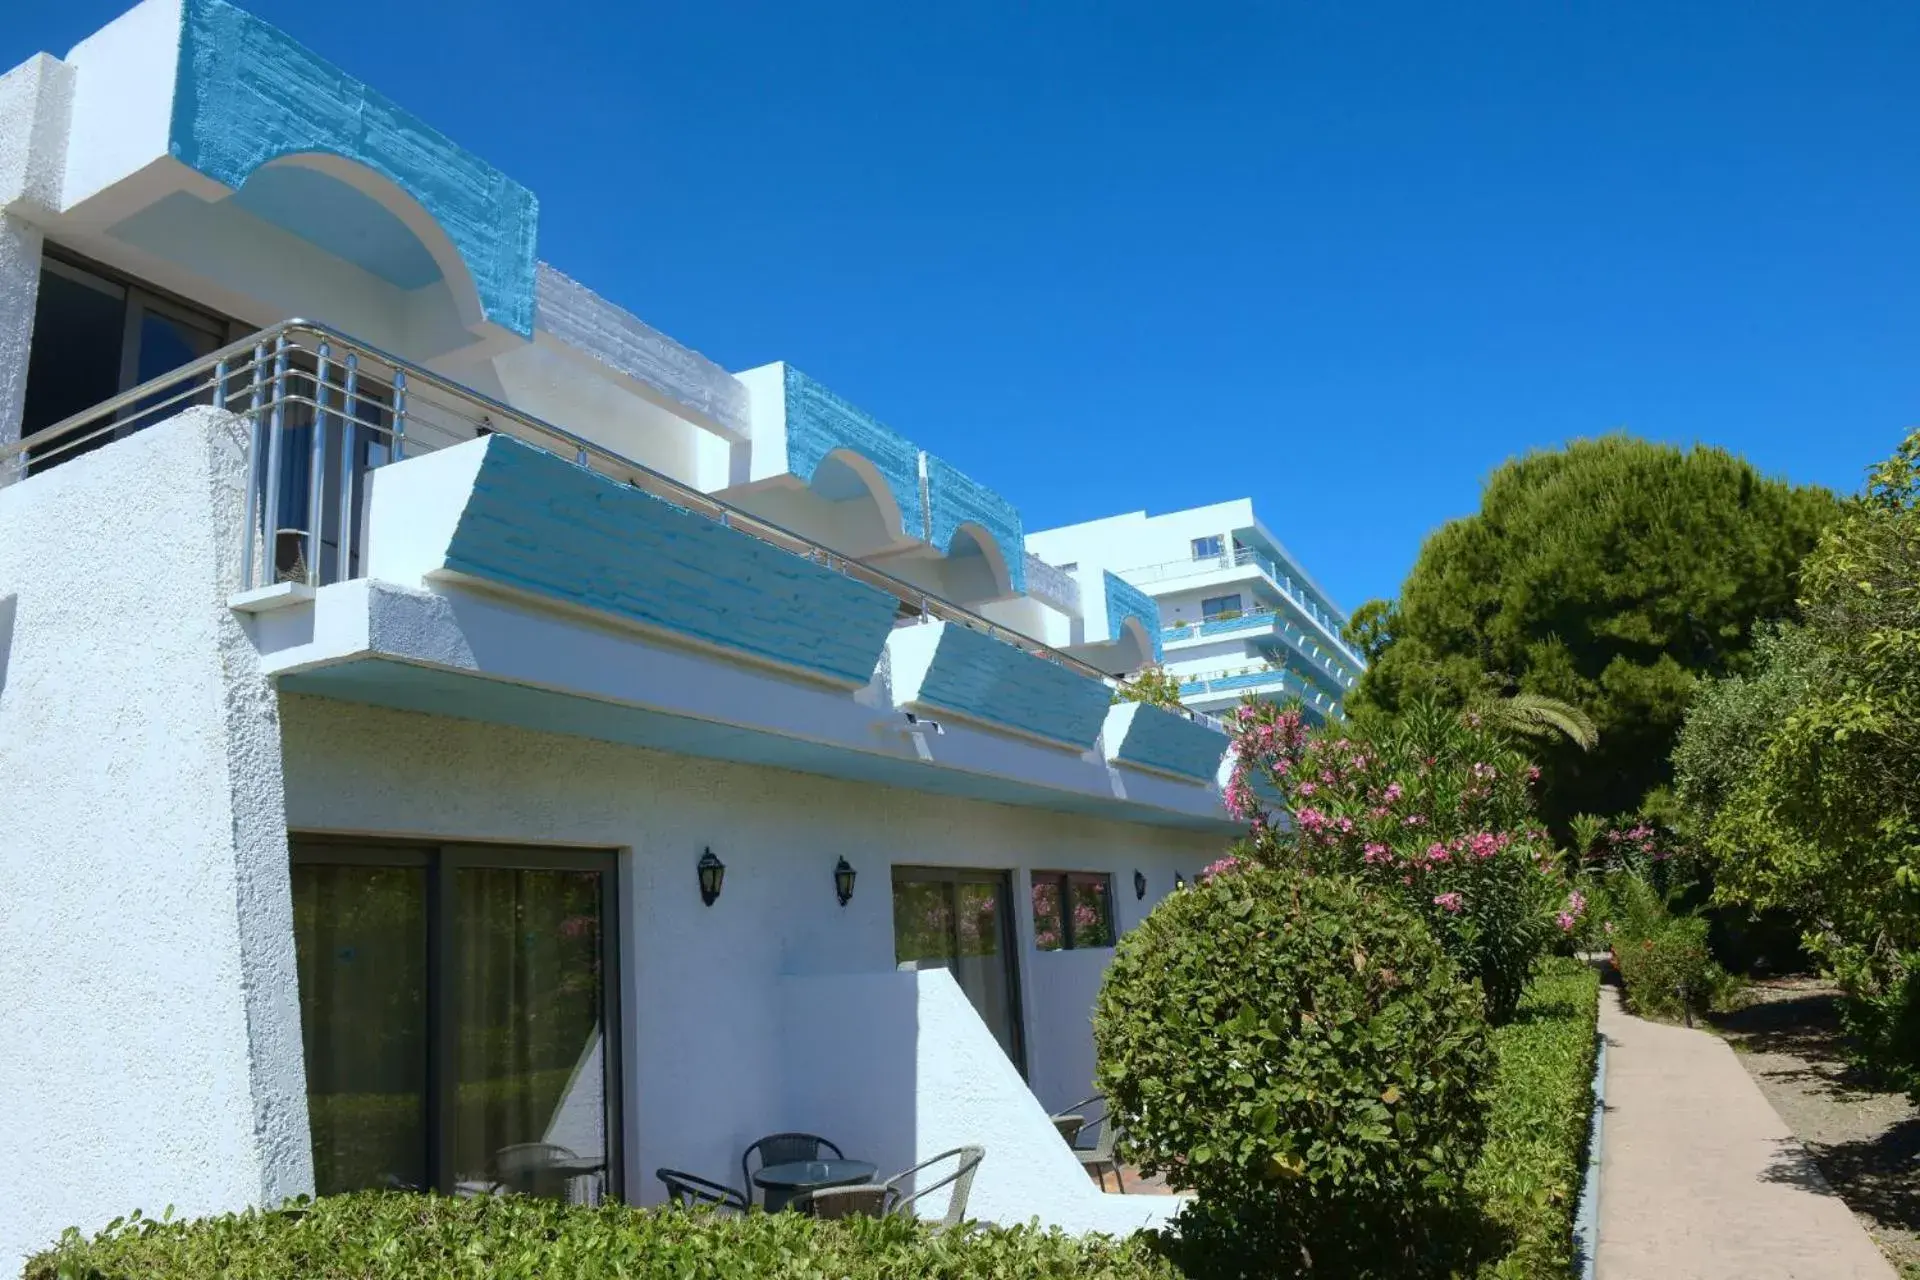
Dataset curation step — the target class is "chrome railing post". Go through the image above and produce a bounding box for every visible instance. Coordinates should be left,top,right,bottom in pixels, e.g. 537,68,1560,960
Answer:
391,369,408,460
240,342,267,590
337,352,359,582
260,335,290,585
308,341,331,587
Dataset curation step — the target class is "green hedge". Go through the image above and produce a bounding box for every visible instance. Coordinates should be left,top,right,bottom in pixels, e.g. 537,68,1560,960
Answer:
1467,957,1601,1278
23,1194,1181,1280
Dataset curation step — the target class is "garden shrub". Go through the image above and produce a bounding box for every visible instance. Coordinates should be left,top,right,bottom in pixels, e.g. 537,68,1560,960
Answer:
1466,958,1600,1278
1224,699,1569,1023
23,1192,1181,1280
1094,864,1492,1269
1613,915,1717,1021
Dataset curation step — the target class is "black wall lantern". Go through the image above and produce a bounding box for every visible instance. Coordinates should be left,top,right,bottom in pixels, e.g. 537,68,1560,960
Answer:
1133,869,1147,900
834,857,857,907
697,848,725,906
1174,871,1187,890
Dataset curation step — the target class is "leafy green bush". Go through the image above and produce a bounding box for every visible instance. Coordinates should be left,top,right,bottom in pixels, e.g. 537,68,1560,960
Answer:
1467,958,1600,1278
1613,916,1716,1021
1094,865,1493,1267
23,1192,1181,1280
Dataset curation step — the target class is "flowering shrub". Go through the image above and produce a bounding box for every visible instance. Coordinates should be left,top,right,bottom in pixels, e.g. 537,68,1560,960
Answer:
1094,866,1491,1268
1224,698,1569,1022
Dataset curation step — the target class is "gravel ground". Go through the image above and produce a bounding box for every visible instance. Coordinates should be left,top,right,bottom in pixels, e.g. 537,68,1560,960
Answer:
1711,977,1920,1278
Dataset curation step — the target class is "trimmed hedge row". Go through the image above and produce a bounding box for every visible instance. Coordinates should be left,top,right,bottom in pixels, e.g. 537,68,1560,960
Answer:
22,1194,1180,1280
1467,957,1601,1278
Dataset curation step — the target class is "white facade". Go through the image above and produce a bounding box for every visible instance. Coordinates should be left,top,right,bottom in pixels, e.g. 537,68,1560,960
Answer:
1027,501,1365,718
0,1,1245,1266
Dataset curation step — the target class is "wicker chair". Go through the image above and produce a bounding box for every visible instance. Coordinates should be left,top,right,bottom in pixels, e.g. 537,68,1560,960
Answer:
741,1133,846,1209
796,1146,986,1228
655,1168,749,1213
1053,1095,1123,1192
490,1142,579,1199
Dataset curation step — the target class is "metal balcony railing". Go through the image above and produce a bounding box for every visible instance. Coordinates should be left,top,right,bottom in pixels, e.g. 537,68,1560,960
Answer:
1178,663,1337,711
1120,549,1364,671
1,319,1226,729
1160,609,1357,692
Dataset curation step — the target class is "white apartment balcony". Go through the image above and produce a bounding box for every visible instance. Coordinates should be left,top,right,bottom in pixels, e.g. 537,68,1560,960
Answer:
1123,547,1363,673
1176,661,1340,718
1160,608,1358,696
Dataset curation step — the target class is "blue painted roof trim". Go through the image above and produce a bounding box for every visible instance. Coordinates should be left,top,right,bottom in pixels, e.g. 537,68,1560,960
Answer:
783,366,925,539
443,436,900,685
1104,571,1164,661
909,623,1111,748
925,454,1026,595
169,0,539,335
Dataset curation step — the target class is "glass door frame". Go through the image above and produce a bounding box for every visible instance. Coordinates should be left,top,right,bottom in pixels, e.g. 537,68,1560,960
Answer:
890,865,1027,1075
288,835,626,1200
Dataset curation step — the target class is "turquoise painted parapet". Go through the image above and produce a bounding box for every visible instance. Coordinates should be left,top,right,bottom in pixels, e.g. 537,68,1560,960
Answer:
1103,701,1229,782
439,436,899,685
1103,572,1164,661
169,0,538,335
783,366,926,539
924,454,1026,595
887,621,1113,748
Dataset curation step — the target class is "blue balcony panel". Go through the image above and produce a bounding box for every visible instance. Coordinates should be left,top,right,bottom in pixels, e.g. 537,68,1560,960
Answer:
783,366,926,540
925,454,1026,595
1104,572,1164,661
888,621,1112,748
441,435,899,686
1105,701,1230,782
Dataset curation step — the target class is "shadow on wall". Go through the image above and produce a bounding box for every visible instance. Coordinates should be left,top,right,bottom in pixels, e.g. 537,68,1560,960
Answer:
0,594,15,701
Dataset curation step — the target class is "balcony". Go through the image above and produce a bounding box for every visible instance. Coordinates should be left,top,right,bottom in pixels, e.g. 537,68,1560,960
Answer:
1177,662,1341,717
1160,609,1357,693
1120,549,1364,671
1,320,1239,824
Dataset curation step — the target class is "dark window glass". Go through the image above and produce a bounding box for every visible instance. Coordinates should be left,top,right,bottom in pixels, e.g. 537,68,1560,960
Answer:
1190,535,1224,560
893,868,1024,1073
1030,872,1116,951
1202,594,1242,620
290,841,619,1203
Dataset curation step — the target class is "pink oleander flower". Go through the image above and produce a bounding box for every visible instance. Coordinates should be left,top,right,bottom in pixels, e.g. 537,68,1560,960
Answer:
1433,892,1464,913
1297,780,1316,796
1526,765,1541,783
1567,890,1587,916
1200,854,1243,882
1296,807,1326,832
1383,782,1404,802
1362,842,1390,864
1556,912,1577,931
1470,762,1497,780
1467,832,1500,860
1402,813,1426,827
1425,841,1450,864
1337,816,1354,833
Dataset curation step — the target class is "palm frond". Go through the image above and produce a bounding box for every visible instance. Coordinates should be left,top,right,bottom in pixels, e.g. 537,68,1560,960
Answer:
1473,691,1599,751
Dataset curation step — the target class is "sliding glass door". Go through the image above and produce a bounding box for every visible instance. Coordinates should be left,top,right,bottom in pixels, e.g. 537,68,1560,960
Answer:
290,840,621,1202
891,867,1025,1074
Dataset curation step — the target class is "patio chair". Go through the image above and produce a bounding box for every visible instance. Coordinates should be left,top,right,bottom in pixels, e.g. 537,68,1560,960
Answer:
793,1182,892,1220
741,1133,846,1209
655,1168,749,1213
887,1145,987,1229
1055,1095,1124,1192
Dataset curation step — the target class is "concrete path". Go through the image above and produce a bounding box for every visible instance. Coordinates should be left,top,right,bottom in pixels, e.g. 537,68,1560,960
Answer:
1597,984,1898,1279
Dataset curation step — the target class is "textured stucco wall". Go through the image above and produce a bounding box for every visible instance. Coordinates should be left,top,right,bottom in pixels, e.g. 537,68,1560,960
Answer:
278,695,1225,1226
783,969,1180,1235
886,620,1113,749
169,0,539,335
0,409,311,1269
0,213,41,481
533,265,748,440
0,54,74,214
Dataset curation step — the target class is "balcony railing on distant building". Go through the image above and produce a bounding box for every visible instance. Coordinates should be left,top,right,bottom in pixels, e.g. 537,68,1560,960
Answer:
1178,662,1340,715
1121,547,1364,670
1,319,1223,729
1159,609,1358,690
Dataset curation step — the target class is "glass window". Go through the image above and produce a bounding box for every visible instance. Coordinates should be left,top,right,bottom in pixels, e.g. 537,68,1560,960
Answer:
1202,594,1242,620
1030,872,1116,951
1190,535,1224,560
892,867,1025,1072
291,840,620,1203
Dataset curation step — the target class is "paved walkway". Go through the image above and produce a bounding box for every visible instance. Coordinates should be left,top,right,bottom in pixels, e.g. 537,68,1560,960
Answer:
1597,984,1898,1279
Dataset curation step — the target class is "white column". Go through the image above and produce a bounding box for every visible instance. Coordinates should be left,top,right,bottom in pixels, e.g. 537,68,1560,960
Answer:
0,212,42,487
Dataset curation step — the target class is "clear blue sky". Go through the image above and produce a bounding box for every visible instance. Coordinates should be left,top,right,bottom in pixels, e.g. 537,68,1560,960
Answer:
13,1,1920,610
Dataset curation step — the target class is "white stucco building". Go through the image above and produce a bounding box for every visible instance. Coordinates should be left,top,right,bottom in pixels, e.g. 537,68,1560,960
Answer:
1027,502,1364,719
0,0,1244,1266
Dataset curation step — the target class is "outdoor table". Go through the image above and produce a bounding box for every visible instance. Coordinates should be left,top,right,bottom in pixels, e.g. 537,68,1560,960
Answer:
545,1156,607,1205
752,1158,878,1212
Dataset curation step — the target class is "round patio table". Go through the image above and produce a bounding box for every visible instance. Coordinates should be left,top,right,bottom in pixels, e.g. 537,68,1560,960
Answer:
752,1158,877,1213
